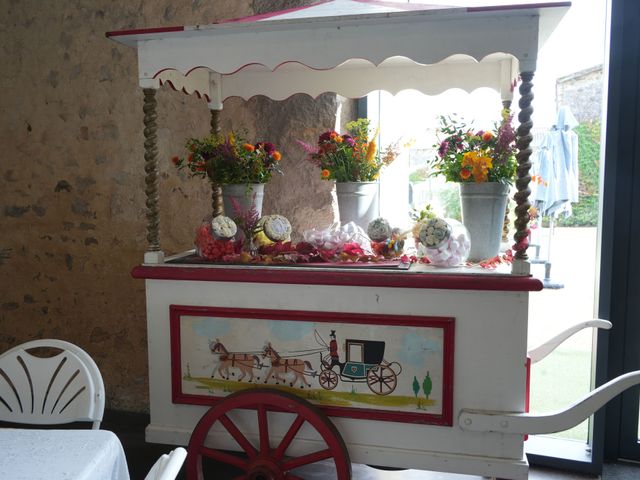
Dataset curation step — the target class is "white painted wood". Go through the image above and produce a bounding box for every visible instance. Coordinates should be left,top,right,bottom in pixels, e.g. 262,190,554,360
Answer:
511,259,531,275
527,319,612,364
136,14,537,79
213,55,518,102
109,3,570,102
142,276,531,476
459,370,640,435
155,68,211,100
144,251,165,265
144,447,187,480
0,339,105,429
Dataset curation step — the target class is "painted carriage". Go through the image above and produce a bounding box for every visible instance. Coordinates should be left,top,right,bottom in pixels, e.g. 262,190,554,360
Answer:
319,337,402,396
108,1,640,479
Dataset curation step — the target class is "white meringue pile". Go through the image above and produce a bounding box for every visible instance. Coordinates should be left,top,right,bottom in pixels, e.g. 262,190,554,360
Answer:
303,226,353,251
420,218,471,267
302,221,372,253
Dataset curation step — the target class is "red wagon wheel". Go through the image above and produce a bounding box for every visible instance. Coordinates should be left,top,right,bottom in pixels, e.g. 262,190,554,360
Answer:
187,388,351,480
319,369,339,390
366,365,397,395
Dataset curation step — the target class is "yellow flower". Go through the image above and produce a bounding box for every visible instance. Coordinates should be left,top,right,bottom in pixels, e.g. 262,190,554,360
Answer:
462,151,492,182
228,133,236,146
366,139,377,164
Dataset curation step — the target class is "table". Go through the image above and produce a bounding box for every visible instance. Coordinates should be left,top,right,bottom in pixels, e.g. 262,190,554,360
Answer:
0,428,130,480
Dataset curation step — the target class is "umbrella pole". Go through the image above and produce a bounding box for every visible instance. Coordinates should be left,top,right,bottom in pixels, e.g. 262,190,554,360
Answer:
542,216,564,289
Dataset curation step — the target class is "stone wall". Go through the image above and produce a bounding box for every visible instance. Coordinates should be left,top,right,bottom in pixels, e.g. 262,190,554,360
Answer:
556,65,603,124
0,0,346,411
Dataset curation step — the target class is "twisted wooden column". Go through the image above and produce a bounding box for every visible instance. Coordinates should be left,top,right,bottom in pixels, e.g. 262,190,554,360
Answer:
210,109,224,217
513,72,534,263
502,100,512,242
143,88,160,252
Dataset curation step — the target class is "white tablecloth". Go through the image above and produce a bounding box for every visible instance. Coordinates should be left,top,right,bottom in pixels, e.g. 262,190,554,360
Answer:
0,428,130,480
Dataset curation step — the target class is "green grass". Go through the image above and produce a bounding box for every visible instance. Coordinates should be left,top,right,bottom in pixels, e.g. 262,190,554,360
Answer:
529,349,591,442
186,376,436,411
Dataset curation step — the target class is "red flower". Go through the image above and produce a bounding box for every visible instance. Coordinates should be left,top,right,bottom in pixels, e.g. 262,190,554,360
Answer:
459,168,472,180
318,131,338,144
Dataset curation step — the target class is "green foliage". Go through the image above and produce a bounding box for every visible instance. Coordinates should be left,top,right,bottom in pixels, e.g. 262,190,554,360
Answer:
409,167,430,183
557,121,601,227
412,376,420,398
440,187,462,221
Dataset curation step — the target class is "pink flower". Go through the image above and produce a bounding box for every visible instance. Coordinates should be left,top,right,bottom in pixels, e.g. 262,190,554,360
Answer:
342,134,355,147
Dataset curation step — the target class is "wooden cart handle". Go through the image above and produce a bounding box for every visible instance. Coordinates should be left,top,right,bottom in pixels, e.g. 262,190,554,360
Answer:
527,318,612,364
459,370,640,435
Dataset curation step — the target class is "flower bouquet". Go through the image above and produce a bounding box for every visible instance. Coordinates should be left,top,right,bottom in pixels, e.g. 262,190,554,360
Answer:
172,132,282,185
430,110,517,261
300,118,398,182
430,110,517,184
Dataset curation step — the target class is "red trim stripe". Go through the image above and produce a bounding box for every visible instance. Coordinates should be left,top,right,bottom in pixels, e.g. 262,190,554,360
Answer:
132,265,542,291
468,2,571,13
105,26,184,38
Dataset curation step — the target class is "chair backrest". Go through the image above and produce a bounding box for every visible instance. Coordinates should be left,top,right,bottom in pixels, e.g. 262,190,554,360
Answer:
145,447,187,480
0,339,105,429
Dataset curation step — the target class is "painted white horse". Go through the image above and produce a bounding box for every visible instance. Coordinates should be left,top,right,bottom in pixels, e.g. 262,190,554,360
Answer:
261,342,315,389
209,339,260,382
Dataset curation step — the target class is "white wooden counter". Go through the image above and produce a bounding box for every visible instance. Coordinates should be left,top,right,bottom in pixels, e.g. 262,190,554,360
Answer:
132,261,541,479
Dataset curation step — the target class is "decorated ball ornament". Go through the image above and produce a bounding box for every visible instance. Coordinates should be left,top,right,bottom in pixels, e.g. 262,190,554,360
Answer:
367,217,392,242
258,214,292,242
418,218,452,248
211,216,237,240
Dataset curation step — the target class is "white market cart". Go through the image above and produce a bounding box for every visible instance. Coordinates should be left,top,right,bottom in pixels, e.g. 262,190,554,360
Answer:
108,2,640,479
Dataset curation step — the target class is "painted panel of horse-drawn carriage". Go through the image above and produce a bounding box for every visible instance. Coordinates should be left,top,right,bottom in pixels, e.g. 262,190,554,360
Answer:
170,305,455,425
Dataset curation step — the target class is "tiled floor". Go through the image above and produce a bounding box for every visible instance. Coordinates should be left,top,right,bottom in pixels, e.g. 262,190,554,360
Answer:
104,411,640,480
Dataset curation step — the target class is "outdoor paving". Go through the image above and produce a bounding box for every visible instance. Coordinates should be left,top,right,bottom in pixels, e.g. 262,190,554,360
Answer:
527,227,598,441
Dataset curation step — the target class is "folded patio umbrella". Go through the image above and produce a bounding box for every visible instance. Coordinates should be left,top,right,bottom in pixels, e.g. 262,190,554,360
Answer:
533,106,580,217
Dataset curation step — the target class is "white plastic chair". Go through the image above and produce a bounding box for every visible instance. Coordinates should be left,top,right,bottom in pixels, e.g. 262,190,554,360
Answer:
145,447,187,480
0,339,105,429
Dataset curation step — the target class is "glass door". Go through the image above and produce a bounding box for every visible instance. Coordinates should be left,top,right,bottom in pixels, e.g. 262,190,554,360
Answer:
599,0,640,464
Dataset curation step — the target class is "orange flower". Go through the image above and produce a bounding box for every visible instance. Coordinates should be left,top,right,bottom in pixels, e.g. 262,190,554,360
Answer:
321,169,330,179
171,156,180,166
329,132,338,140
462,151,492,182
336,135,343,143
243,143,255,152
460,168,472,180
272,151,281,161
482,131,494,142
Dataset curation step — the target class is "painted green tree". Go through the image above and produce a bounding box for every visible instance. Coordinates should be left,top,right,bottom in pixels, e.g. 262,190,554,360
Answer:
423,371,432,400
413,375,421,408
